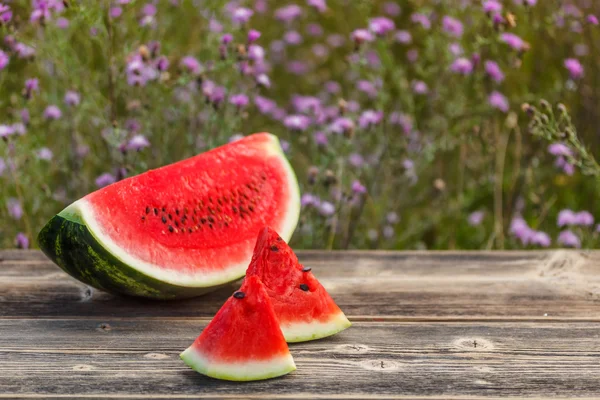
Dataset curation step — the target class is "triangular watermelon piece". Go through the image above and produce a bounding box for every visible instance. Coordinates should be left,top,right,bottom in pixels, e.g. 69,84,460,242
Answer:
246,227,351,342
180,275,296,381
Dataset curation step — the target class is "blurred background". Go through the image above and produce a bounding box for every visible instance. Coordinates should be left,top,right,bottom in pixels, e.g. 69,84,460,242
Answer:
1,0,599,250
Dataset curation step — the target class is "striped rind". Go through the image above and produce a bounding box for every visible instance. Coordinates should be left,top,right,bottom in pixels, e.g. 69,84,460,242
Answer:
282,311,352,343
180,346,296,381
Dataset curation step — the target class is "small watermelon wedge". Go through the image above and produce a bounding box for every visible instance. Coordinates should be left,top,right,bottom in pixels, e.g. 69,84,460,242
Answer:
246,227,351,342
180,275,296,381
37,133,300,299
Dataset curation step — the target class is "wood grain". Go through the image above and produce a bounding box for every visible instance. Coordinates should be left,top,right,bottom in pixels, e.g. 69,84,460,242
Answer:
1,319,600,398
1,250,600,320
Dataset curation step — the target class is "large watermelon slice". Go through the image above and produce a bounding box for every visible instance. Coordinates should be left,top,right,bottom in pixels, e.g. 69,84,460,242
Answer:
37,134,300,299
246,227,351,342
180,275,296,381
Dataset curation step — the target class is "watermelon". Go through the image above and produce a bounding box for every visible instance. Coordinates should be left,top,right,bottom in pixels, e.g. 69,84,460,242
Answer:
37,134,300,299
180,275,296,381
246,227,351,342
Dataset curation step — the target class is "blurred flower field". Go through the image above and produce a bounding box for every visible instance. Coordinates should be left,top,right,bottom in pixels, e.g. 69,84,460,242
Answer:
1,0,600,250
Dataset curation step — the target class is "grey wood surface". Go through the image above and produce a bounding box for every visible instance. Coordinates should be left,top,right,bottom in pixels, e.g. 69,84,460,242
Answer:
1,250,600,398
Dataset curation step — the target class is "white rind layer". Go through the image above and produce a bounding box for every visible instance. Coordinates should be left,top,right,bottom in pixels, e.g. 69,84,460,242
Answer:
282,311,352,343
180,347,296,381
58,134,300,288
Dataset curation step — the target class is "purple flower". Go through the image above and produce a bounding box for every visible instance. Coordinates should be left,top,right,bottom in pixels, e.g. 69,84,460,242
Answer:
307,0,327,13
357,80,378,98
530,231,551,247
141,3,156,16
411,80,428,94
0,3,12,23
369,17,395,36
468,211,485,226
64,90,80,106
564,58,584,79
488,91,509,112
359,110,383,129
275,4,302,23
306,23,323,36
248,44,265,61
450,57,474,74
351,29,374,44
351,180,367,194
312,44,329,58
221,33,233,45
301,193,318,207
325,81,340,94
484,60,505,82
0,49,8,70
291,95,321,114
247,29,261,43
37,147,53,161
0,124,14,138
256,74,271,88
232,7,253,24
575,211,594,226
15,233,29,249
25,78,39,93
327,34,345,48
284,31,303,45
348,153,364,168
394,30,412,44
110,6,123,18
558,230,581,248
254,95,276,114
7,198,22,220
229,93,249,108
510,216,533,245
383,2,401,17
411,13,431,29
284,115,311,131
587,15,599,25
209,19,223,32
329,117,355,135
449,43,463,56
127,134,150,151
95,173,116,188
548,143,573,157
314,131,328,146
483,0,502,14
180,56,202,75
557,209,576,227
55,17,69,28
44,105,62,120
319,201,335,216
15,43,35,58
442,16,463,37
500,33,527,51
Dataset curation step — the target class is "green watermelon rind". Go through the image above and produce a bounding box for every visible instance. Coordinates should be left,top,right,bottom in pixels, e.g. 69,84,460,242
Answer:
37,134,300,299
180,346,296,381
282,311,352,343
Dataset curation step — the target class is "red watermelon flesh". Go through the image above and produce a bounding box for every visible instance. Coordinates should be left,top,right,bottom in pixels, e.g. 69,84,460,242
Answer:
246,227,351,342
180,275,296,381
39,133,300,298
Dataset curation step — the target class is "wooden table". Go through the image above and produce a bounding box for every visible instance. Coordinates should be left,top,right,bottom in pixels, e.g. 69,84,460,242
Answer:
1,250,600,399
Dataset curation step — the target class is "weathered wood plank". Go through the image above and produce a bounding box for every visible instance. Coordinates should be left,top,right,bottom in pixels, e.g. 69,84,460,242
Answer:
1,319,600,398
1,250,600,320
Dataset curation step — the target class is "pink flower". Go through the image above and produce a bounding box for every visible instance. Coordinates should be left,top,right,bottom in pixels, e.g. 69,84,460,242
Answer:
284,31,303,45
180,56,202,75
442,16,463,38
15,233,29,249
483,0,502,14
44,105,62,120
231,7,253,24
64,90,80,106
7,198,22,220
564,58,584,79
247,29,261,43
284,115,311,131
319,201,335,216
548,143,573,157
382,2,401,17
369,17,395,35
110,7,123,18
411,13,431,29
500,33,527,51
329,117,354,135
37,147,53,161
127,135,150,151
557,209,577,226
587,15,599,25
0,3,12,23
351,29,374,44
307,0,327,13
351,180,367,194
411,80,428,94
0,49,8,70
95,173,116,188
488,91,509,112
574,211,594,226
484,60,505,82
359,110,383,128
468,211,485,226
14,43,35,58
275,4,302,23
558,230,581,248
229,93,249,108
394,30,412,44
55,17,69,28
450,57,474,74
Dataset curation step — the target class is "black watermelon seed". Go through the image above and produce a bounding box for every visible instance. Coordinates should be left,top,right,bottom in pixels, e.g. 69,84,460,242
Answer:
200,218,207,224
270,245,278,252
162,207,166,212
184,207,189,214
175,221,179,228
145,207,150,214
233,291,245,299
299,284,309,291
248,205,254,212
168,225,174,233
153,208,158,215
232,206,238,213
277,236,283,241
302,267,312,272
208,216,214,223
239,206,246,213
141,216,145,221
168,214,173,220
161,216,167,224
217,198,223,206
188,228,192,233
209,224,213,229
176,209,180,216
